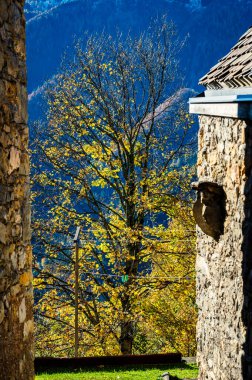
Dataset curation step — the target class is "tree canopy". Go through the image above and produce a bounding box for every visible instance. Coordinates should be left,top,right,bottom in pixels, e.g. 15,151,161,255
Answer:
32,19,196,356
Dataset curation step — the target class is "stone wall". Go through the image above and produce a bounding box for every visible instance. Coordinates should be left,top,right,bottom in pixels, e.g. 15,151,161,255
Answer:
0,1,34,379
196,115,252,379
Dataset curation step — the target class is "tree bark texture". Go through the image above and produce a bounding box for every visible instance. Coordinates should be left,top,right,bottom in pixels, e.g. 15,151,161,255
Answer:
0,1,34,379
120,319,134,355
119,239,141,355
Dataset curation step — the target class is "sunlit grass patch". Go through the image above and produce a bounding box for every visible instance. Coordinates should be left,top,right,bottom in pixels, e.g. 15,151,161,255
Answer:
36,363,198,380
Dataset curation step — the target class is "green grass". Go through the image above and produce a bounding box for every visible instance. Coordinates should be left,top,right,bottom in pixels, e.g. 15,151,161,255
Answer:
36,363,198,380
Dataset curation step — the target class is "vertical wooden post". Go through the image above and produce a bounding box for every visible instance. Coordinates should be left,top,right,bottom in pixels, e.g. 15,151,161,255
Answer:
74,227,81,357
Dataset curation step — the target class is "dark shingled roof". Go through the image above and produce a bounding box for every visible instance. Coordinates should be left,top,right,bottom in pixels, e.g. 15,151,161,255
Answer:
199,26,252,89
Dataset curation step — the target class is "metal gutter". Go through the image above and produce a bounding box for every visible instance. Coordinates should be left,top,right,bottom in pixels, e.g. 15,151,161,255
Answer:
189,94,252,104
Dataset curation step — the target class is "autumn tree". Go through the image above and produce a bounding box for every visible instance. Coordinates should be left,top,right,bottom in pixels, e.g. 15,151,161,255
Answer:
32,20,196,356
136,206,197,356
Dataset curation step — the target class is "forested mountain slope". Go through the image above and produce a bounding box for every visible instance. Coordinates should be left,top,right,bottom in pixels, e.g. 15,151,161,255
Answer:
25,0,252,99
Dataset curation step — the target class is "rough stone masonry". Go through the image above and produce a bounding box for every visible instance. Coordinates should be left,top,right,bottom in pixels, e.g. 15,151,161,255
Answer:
0,1,34,379
195,115,252,380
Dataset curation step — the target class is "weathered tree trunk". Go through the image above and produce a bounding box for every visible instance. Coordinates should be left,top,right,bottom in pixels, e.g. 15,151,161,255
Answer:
120,318,134,355
119,152,145,355
119,239,141,355
0,1,34,379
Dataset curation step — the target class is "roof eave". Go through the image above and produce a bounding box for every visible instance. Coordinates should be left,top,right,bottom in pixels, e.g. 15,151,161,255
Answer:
189,88,252,119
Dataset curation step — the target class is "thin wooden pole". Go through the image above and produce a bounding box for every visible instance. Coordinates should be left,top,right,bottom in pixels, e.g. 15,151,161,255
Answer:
74,226,81,357
74,241,79,357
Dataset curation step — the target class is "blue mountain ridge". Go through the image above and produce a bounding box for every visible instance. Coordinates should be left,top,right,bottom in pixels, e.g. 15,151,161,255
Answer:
25,0,252,121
